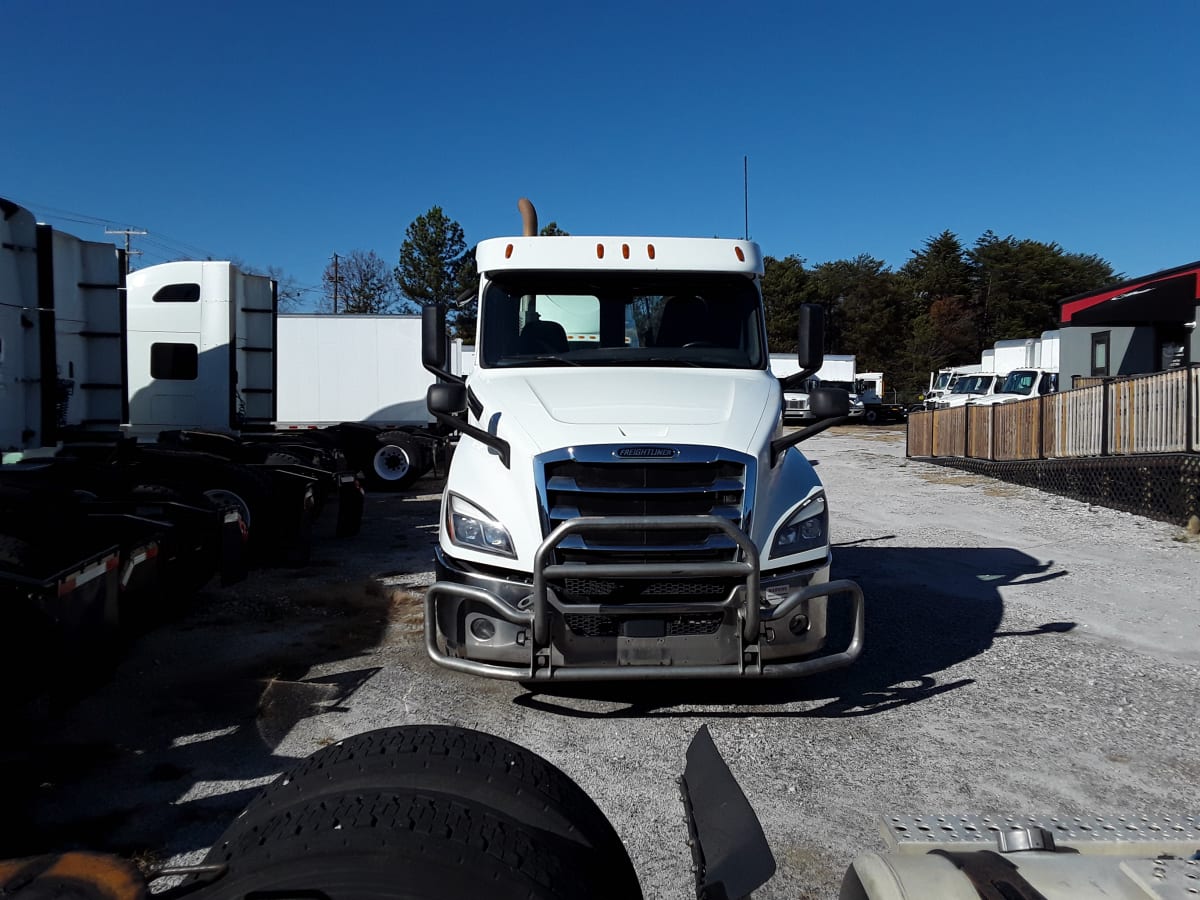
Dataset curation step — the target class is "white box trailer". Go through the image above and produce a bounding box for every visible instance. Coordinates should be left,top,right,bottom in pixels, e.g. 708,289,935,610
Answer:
992,337,1039,373
275,315,461,429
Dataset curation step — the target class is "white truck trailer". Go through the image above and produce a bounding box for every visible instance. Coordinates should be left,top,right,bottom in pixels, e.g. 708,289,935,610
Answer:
419,199,863,681
275,314,461,430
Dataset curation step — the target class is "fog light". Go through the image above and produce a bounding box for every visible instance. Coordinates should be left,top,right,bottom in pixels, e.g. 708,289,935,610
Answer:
470,617,496,640
788,614,810,636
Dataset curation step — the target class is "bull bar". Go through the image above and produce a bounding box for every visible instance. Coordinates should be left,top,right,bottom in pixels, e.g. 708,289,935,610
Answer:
424,515,864,681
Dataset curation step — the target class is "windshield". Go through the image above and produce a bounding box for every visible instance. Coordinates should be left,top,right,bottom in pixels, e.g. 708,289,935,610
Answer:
999,370,1037,395
952,375,994,394
478,272,765,369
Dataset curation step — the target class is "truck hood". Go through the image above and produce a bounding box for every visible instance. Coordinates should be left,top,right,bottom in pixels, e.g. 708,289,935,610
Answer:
471,368,776,454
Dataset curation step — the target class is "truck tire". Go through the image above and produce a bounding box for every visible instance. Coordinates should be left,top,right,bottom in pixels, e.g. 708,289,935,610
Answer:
198,464,272,531
863,407,879,425
263,450,305,467
212,725,640,897
369,431,426,491
200,788,616,900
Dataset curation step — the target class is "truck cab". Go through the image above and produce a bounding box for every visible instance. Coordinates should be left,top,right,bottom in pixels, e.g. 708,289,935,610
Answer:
934,372,1003,409
421,204,863,681
967,368,1059,406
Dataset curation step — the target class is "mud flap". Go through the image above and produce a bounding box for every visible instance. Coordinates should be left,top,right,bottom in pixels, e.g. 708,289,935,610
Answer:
335,471,365,538
679,724,776,900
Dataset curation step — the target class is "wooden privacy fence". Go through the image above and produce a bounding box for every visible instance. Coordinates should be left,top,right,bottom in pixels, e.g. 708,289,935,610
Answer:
908,364,1199,461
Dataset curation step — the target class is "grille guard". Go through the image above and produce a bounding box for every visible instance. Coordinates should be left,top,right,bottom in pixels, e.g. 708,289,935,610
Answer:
424,514,864,681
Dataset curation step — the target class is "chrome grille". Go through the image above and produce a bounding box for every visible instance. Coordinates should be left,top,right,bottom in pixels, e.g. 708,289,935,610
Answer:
537,445,754,607
542,453,748,564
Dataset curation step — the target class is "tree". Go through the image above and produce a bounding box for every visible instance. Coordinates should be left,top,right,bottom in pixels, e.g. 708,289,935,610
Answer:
232,259,309,312
451,245,479,343
900,232,978,382
263,264,306,312
761,255,810,352
321,250,409,315
968,233,1118,345
540,222,570,236
396,207,469,307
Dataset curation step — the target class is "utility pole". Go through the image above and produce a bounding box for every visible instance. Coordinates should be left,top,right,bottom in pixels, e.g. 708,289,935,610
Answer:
105,227,147,273
331,252,340,313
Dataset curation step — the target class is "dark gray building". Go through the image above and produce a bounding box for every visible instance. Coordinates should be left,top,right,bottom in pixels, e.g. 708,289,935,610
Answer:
1059,261,1200,386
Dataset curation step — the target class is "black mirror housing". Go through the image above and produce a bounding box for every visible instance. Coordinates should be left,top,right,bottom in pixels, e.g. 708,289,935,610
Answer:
810,387,850,419
428,382,466,415
423,304,446,369
796,304,825,372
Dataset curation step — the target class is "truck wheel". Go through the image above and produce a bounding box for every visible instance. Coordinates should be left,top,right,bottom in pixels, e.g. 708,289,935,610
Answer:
200,788,615,900
263,451,305,467
203,487,253,529
202,465,272,528
369,431,425,490
864,408,879,425
212,725,640,897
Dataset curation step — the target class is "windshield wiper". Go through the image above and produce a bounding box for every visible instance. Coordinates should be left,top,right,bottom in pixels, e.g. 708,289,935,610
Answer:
505,355,581,367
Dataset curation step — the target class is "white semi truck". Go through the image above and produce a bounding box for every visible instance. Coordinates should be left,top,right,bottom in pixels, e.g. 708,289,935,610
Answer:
124,263,448,491
419,200,864,681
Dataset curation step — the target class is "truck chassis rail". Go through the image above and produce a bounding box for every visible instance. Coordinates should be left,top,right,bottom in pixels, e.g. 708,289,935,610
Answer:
425,515,863,681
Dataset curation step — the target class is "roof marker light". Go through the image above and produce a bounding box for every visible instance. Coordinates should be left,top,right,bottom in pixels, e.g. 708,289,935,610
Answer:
622,243,630,259
596,243,605,259
647,244,656,260
505,244,514,259
735,246,745,262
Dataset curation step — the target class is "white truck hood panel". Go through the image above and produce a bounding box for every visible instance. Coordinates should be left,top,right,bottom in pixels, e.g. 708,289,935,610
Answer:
473,368,774,453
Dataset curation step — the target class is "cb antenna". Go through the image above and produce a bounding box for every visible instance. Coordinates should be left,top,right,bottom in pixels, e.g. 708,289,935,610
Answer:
743,155,749,240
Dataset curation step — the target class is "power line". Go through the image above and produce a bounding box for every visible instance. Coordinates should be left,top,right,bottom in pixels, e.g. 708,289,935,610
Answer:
105,227,147,273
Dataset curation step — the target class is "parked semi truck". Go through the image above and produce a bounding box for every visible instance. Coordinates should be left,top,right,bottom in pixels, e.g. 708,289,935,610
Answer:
853,372,908,424
124,262,446,493
419,199,864,681
1,199,250,658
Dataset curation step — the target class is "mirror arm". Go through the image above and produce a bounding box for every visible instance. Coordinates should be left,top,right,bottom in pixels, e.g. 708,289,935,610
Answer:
779,367,818,392
429,409,510,469
770,416,847,466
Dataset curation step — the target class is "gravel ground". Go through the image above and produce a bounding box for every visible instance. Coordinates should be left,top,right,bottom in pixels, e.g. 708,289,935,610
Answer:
7,424,1198,899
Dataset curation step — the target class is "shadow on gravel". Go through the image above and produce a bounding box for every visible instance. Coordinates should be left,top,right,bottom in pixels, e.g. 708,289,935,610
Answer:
0,488,434,867
515,545,1074,720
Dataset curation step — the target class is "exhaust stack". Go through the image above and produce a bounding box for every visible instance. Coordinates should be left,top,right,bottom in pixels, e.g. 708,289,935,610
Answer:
518,197,538,237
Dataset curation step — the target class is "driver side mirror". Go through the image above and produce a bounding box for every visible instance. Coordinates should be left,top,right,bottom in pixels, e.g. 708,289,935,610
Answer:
428,382,466,415
796,305,825,372
422,304,446,370
810,387,850,418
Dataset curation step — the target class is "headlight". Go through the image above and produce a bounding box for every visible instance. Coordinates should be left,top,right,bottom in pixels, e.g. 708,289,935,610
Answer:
770,494,828,559
446,493,516,558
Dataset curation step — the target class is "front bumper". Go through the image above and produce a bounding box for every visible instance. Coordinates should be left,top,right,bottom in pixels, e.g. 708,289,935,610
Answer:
425,515,863,681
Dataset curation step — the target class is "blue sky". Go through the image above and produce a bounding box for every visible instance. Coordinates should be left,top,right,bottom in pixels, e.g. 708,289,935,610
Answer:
4,1,1197,309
